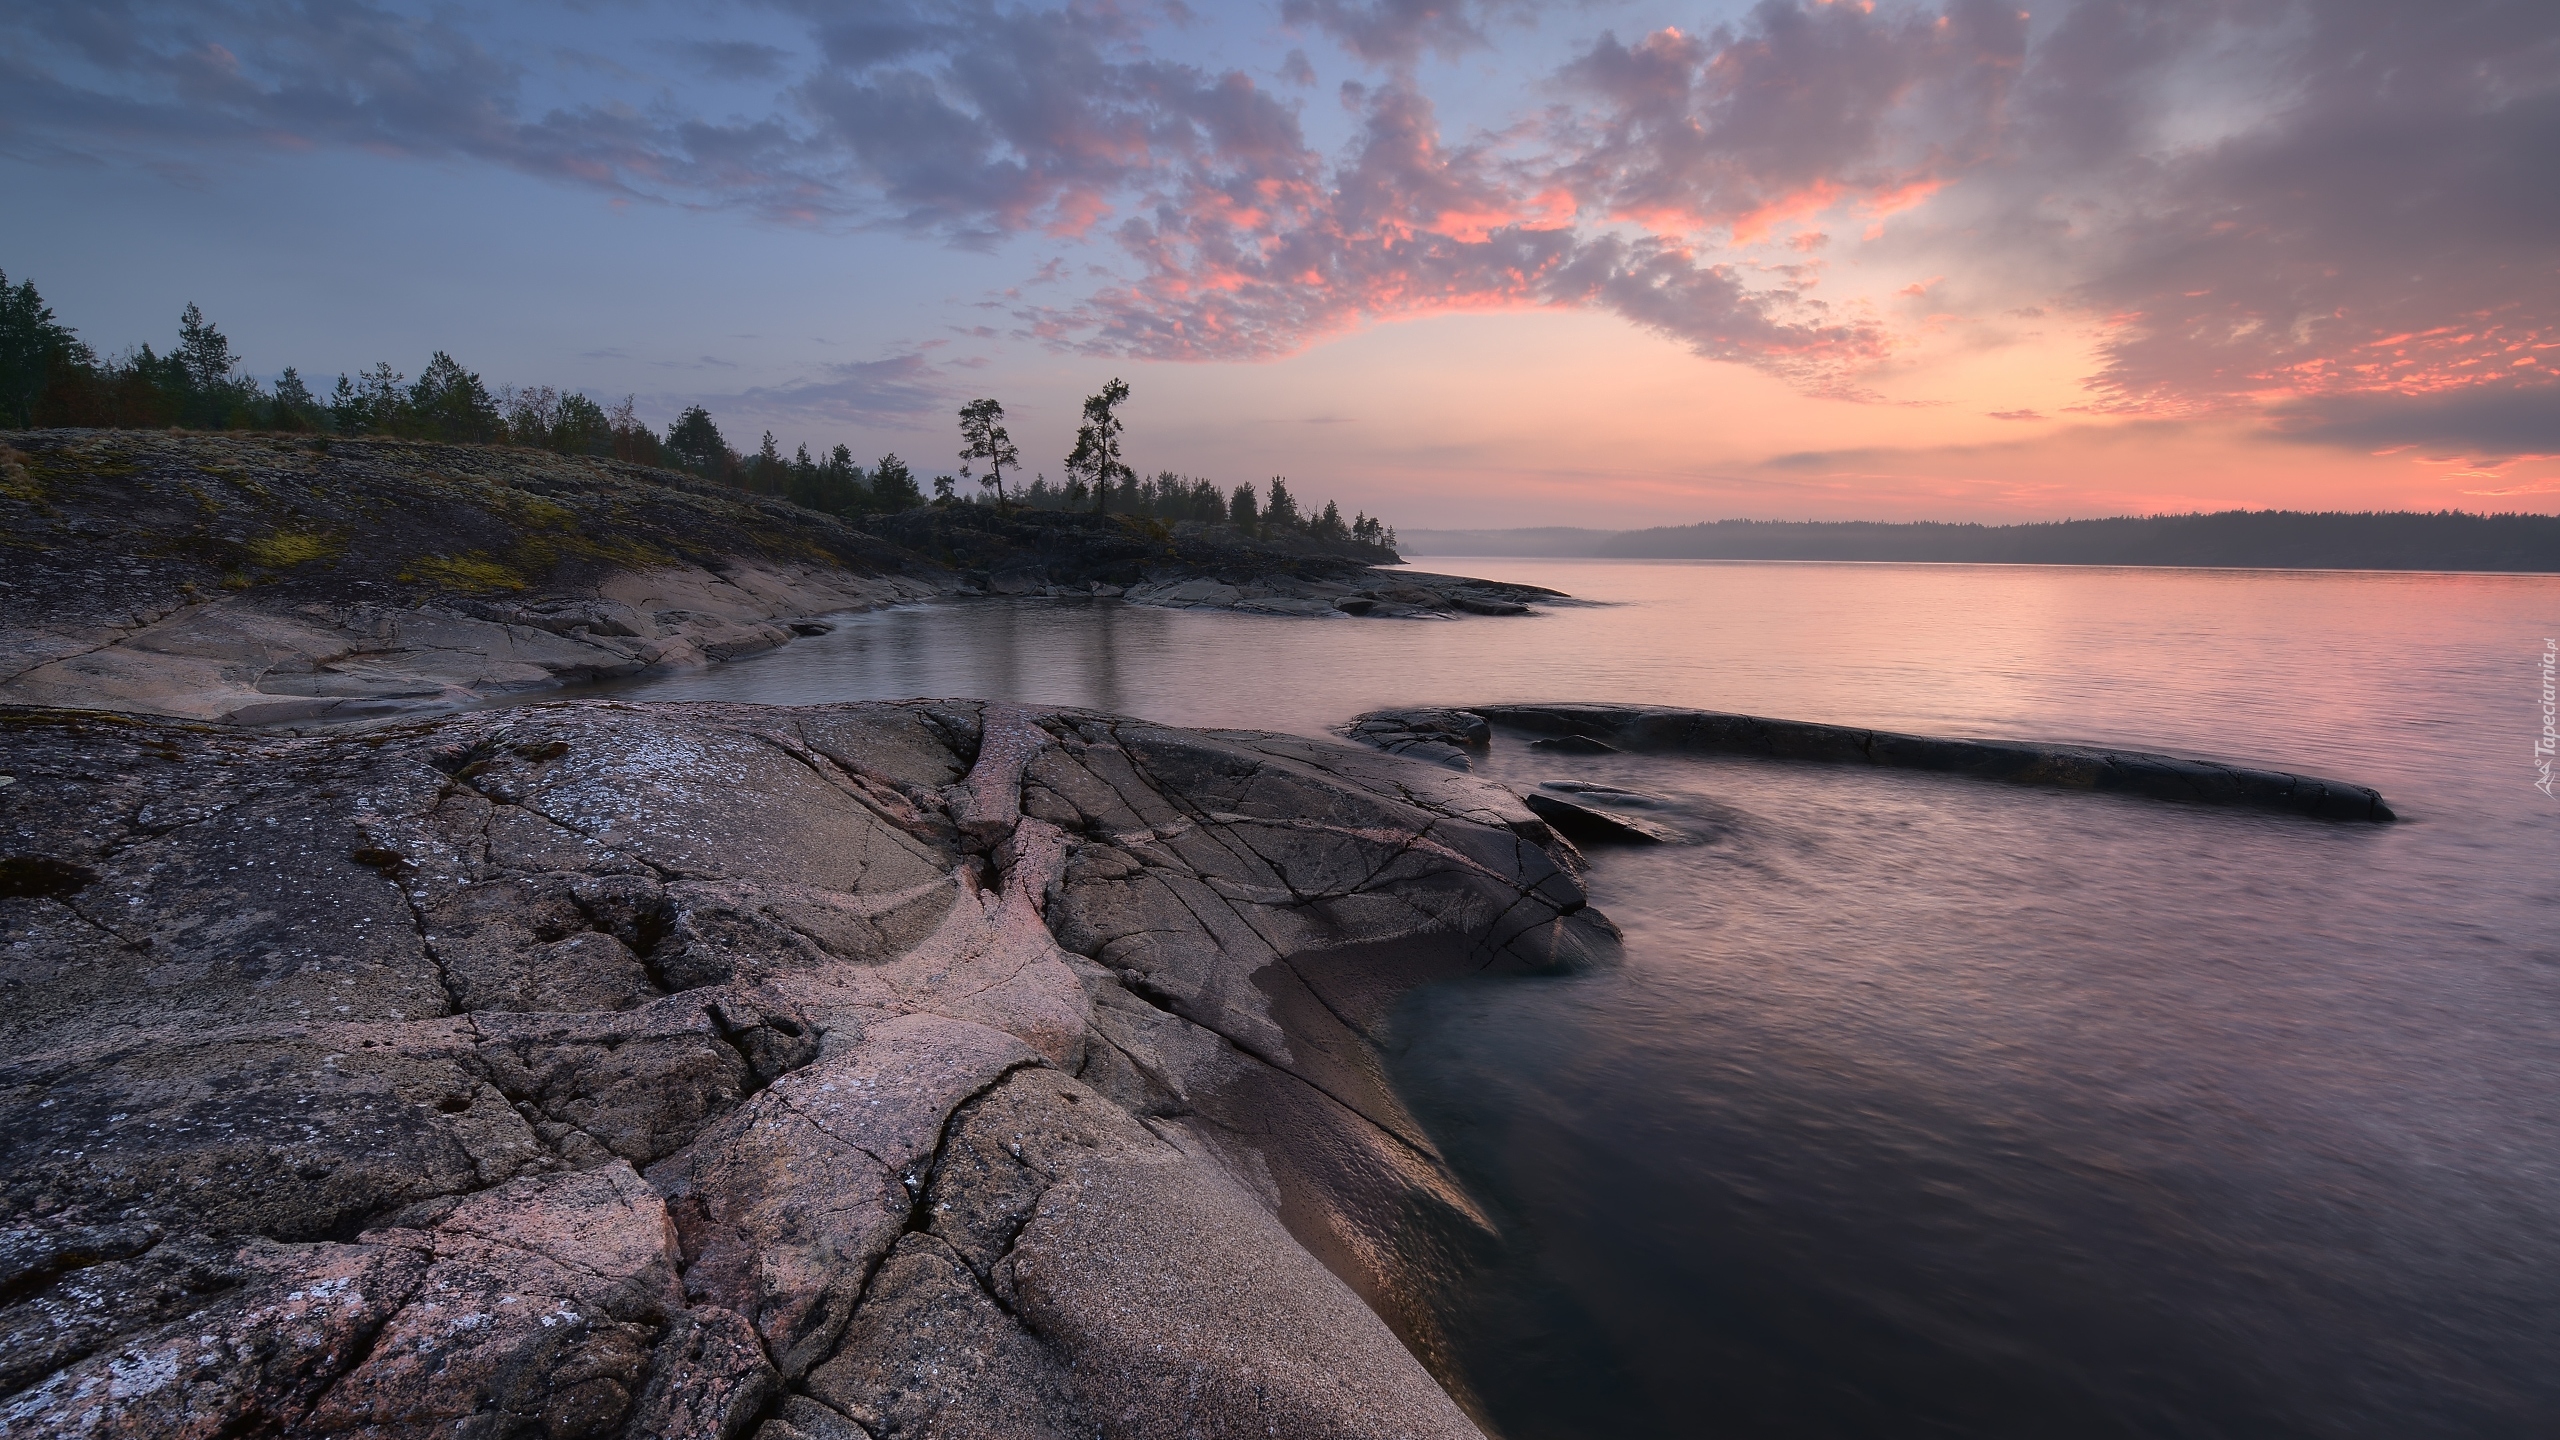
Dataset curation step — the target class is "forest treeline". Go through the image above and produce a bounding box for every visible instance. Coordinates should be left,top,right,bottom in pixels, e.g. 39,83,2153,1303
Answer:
1597,514,2560,572
0,270,1394,547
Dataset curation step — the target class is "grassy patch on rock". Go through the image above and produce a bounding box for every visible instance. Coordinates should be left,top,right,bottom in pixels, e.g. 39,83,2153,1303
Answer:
402,551,528,592
0,430,921,622
241,528,345,568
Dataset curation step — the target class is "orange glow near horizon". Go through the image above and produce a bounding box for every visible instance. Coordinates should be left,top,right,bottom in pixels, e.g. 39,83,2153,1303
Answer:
976,307,2560,529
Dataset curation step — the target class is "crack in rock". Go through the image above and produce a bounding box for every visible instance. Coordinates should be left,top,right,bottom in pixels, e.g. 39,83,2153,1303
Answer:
0,699,1610,1439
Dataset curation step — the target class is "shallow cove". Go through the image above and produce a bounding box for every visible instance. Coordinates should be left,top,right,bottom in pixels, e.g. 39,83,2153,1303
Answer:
561,558,2560,1437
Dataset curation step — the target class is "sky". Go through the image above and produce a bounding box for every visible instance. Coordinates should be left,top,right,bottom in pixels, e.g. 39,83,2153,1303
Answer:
3,0,2555,528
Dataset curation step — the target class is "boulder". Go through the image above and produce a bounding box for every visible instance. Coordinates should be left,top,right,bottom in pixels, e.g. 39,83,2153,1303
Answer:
1336,707,1494,770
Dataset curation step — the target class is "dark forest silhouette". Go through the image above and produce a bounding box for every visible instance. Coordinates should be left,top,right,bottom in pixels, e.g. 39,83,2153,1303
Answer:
1596,514,2560,573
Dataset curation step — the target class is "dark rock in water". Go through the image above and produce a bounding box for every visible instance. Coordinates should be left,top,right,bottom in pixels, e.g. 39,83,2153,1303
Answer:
1475,702,2398,822
1122,567,1560,621
1540,780,1677,809
1529,734,1619,754
0,699,1614,1437
1337,707,1495,770
1334,703,2397,821
1521,792,1681,845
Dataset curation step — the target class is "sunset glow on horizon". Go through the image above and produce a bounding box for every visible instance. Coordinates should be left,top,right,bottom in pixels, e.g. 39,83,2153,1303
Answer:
5,0,2553,526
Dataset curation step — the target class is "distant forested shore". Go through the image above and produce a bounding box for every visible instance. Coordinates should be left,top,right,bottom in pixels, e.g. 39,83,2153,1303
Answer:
1401,512,2560,573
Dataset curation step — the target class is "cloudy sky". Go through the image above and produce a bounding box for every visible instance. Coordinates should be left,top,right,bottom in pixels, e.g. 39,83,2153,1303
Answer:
4,0,2554,526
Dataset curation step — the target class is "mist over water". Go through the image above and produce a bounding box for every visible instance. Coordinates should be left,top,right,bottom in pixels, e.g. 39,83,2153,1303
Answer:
574,559,2560,1437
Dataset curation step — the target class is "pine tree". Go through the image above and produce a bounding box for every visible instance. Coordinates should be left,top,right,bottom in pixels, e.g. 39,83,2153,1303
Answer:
665,406,728,477
175,304,235,392
409,352,499,442
171,303,252,428
269,367,319,431
332,363,405,434
1263,477,1300,530
0,270,86,427
957,397,1019,503
1064,378,1131,514
823,444,862,513
751,431,786,494
872,453,923,510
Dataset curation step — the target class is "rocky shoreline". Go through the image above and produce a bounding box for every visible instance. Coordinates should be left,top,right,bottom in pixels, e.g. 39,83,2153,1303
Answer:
0,698,1611,1437
1,431,1560,727
873,505,1565,621
4,429,2418,1439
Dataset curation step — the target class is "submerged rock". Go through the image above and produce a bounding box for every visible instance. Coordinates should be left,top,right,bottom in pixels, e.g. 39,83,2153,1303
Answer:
1538,780,1678,808
1122,569,1560,620
1520,792,1682,845
1527,734,1619,755
1339,704,2399,822
0,699,1613,1437
1474,702,2399,821
1335,707,1495,770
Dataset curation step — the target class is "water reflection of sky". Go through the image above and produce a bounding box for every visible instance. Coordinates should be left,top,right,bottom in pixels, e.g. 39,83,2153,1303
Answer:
565,558,2560,1437
587,559,2560,813
1400,730,2558,1437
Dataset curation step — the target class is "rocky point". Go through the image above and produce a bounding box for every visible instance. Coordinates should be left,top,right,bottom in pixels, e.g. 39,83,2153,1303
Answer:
0,431,1560,729
0,698,1614,1438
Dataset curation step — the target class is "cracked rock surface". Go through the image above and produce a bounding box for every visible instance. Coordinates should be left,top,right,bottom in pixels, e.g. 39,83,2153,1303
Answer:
0,697,1614,1437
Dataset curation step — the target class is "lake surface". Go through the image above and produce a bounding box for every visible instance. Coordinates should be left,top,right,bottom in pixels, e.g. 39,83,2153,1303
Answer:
579,559,2560,1438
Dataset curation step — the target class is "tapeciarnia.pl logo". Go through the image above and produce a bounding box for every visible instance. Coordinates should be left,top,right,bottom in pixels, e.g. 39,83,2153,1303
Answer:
2538,638,2556,798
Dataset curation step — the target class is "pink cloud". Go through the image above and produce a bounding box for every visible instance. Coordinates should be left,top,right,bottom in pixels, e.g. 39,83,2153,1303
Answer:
15,0,2555,458
1046,79,1884,382
1544,5,2024,245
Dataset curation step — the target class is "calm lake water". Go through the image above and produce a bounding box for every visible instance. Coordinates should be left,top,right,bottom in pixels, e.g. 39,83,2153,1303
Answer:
580,558,2560,1438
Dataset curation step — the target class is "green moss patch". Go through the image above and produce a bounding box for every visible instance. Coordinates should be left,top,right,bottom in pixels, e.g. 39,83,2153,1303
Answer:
405,551,530,593
242,529,344,568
